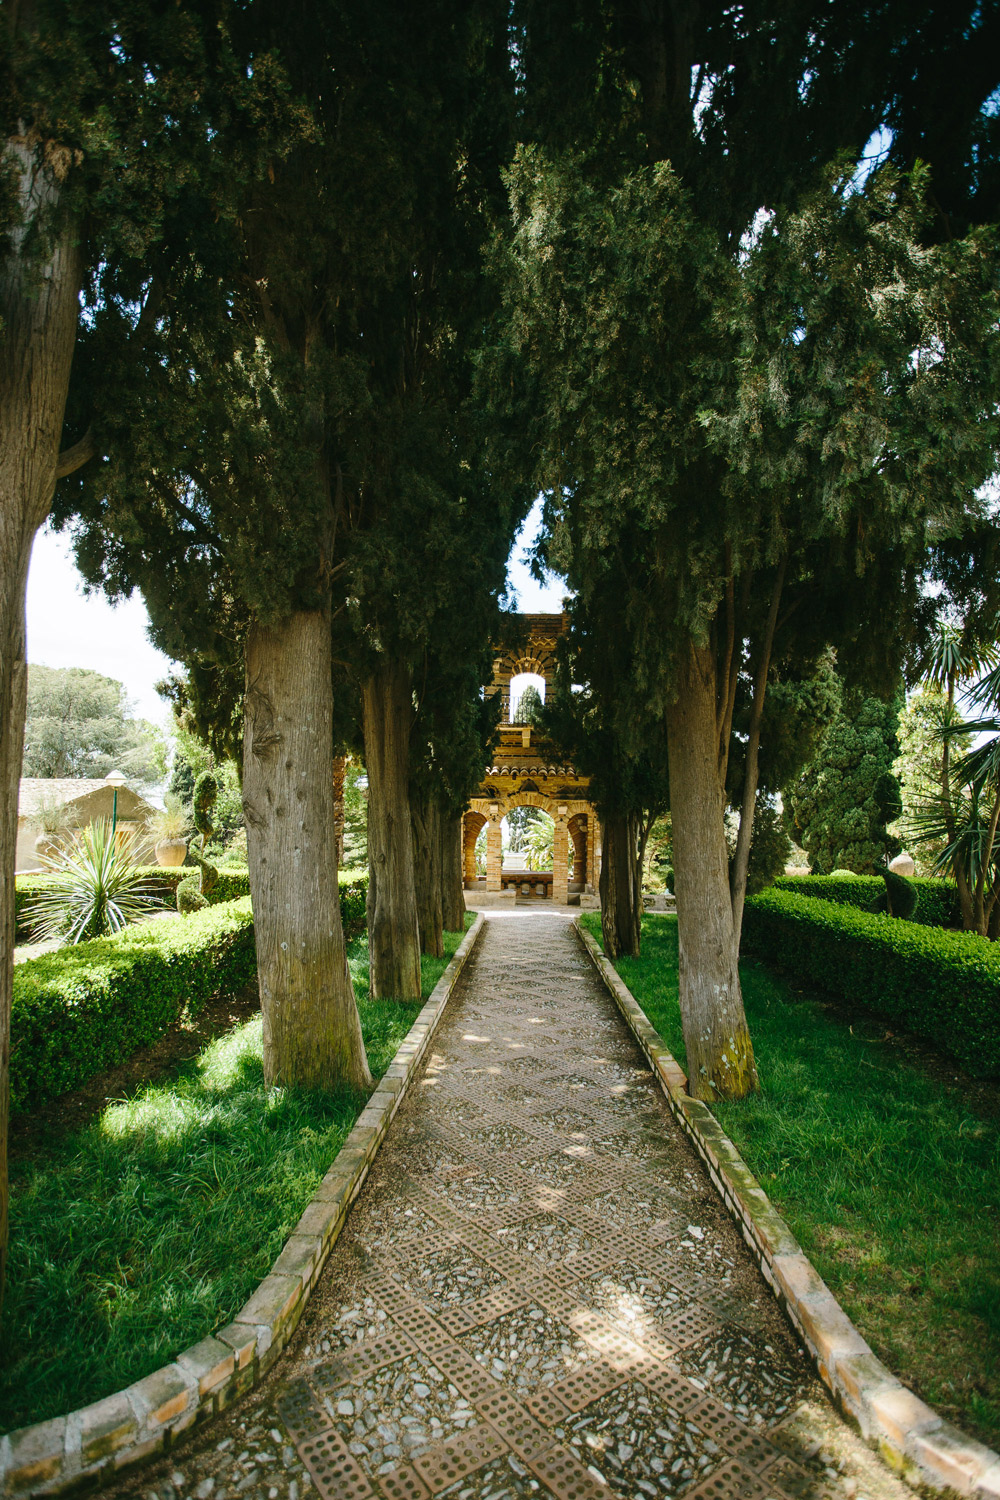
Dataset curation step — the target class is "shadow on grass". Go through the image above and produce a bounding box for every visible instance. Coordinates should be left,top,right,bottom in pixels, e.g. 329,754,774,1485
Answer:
580,910,1000,1450
0,916,472,1436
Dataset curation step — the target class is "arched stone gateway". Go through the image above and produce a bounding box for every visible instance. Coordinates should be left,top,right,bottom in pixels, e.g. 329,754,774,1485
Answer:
463,613,599,904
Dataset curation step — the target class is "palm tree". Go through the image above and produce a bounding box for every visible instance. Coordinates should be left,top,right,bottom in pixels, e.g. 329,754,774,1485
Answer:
912,627,999,930
909,651,1000,937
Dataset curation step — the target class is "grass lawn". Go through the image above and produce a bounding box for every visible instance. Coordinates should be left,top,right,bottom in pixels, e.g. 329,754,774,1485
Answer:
0,917,473,1436
581,910,1000,1449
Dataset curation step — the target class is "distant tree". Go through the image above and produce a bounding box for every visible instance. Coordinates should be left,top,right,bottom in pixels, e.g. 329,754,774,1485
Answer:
789,692,903,874
23,666,167,786
513,683,544,725
506,805,543,851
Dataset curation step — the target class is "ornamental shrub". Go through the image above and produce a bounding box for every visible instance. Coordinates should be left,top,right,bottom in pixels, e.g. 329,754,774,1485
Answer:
14,867,251,940
743,888,1000,1075
774,874,960,928
11,898,256,1112
12,872,371,1109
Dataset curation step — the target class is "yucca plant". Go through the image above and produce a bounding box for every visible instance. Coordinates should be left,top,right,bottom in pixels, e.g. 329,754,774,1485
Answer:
24,819,162,945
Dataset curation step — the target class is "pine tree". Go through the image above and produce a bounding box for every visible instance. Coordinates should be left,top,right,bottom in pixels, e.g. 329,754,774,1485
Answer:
789,692,904,874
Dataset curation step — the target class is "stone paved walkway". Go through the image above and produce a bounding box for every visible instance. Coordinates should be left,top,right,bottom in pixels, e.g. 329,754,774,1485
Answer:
116,910,912,1500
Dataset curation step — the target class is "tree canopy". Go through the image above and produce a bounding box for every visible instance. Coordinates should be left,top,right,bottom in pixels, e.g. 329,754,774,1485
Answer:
23,666,167,786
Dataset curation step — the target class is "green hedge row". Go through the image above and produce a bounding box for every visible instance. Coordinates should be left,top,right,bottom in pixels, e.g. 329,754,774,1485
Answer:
15,865,369,942
11,898,256,1113
743,888,1000,1075
14,865,252,941
12,869,370,1111
774,874,961,929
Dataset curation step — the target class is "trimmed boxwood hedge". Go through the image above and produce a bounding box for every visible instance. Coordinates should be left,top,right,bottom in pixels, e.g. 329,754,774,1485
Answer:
15,865,369,941
743,888,1000,1075
774,873,961,929
12,869,371,1111
14,865,251,941
11,898,256,1113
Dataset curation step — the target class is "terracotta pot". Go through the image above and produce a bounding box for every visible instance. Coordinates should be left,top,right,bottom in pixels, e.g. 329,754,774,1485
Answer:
155,838,188,868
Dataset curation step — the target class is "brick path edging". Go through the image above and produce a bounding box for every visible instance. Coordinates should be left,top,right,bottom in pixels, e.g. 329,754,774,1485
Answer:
0,913,486,1500
574,917,1000,1500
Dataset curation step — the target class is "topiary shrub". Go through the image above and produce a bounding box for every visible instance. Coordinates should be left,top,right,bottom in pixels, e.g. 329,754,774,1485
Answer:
870,868,919,920
178,772,219,914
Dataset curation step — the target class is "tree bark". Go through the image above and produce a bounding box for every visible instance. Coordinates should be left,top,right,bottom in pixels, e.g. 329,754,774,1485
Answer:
730,559,785,948
0,138,84,1311
411,786,444,958
440,808,465,931
599,810,642,957
362,658,421,998
243,611,371,1092
667,638,759,1100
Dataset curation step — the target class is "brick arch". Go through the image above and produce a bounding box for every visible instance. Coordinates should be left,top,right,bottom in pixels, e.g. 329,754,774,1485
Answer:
462,809,487,884
502,790,556,816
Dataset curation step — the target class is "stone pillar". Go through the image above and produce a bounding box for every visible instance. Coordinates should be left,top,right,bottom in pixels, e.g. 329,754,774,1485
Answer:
553,807,569,904
332,754,347,866
486,813,503,892
462,815,477,885
593,816,603,888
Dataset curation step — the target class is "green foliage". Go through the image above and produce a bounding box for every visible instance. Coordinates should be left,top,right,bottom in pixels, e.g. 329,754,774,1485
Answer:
178,772,219,915
893,686,965,875
14,867,252,941
13,874,369,1105
505,805,543,852
0,916,469,1433
525,814,555,872
23,666,167,786
774,873,960,928
788,691,903,874
512,682,544,725
22,822,160,944
10,898,257,1114
727,797,792,897
871,869,919,921
742,889,1000,1075
582,909,1000,1448
337,870,369,940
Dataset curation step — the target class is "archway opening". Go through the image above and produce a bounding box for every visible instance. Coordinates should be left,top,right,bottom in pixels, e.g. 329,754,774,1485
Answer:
502,807,554,872
509,672,545,724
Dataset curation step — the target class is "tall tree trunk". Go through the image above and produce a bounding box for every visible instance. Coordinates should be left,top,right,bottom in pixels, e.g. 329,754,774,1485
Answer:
600,811,642,957
243,610,371,1092
440,808,465,931
411,786,444,958
362,658,421,998
667,639,758,1101
0,140,84,1312
730,559,785,948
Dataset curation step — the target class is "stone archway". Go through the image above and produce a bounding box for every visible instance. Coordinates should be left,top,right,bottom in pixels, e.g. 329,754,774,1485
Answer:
466,614,600,906
462,809,487,885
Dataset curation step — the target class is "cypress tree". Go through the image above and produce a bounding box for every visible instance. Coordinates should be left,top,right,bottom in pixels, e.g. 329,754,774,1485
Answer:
487,0,1000,1099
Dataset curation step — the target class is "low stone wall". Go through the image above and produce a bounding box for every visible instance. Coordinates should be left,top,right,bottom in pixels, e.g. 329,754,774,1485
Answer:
575,918,1000,1500
0,914,486,1499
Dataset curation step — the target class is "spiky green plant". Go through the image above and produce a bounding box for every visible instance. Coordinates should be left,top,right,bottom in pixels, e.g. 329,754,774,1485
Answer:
23,821,161,944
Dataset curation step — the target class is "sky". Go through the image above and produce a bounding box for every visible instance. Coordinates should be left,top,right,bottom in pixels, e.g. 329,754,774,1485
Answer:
25,497,566,733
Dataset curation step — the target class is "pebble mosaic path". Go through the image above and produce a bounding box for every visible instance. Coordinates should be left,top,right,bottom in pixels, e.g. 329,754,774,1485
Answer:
117,909,912,1500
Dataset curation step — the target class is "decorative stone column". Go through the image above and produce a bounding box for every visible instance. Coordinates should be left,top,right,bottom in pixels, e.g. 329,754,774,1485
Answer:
553,804,569,905
593,816,603,888
486,807,503,892
462,815,478,886
332,755,347,866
